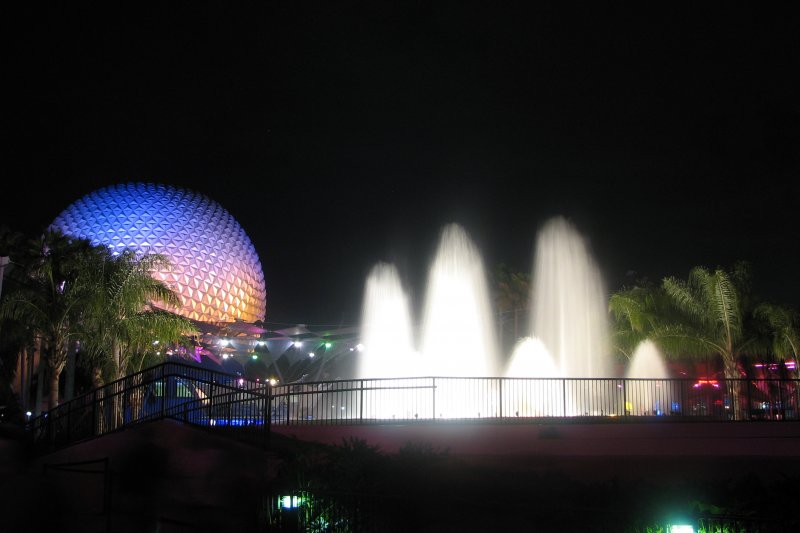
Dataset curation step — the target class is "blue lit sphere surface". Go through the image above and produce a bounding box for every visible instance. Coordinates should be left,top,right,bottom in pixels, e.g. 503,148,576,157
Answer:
52,182,267,323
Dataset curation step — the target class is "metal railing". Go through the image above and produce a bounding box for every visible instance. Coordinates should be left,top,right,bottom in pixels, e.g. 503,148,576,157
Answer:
27,362,271,454
27,365,800,454
270,375,800,423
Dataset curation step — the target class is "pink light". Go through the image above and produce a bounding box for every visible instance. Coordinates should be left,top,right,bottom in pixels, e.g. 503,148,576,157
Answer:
191,346,202,363
693,379,719,389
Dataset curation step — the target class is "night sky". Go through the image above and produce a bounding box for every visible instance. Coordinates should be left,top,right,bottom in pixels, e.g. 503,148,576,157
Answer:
6,3,800,327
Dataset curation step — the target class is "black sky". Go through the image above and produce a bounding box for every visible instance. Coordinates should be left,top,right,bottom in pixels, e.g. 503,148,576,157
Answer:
5,2,800,326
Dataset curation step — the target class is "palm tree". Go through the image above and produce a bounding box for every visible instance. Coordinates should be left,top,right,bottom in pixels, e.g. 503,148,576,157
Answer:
610,262,768,419
0,229,97,410
754,303,800,379
74,248,197,430
659,264,758,382
608,285,679,362
78,248,197,384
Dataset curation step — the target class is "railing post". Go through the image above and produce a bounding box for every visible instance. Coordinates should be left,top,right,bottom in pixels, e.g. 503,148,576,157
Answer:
92,389,98,437
159,365,166,420
432,377,436,421
747,378,753,420
499,378,503,419
209,380,216,426
623,378,628,417
359,380,364,423
264,384,271,446
562,379,567,417
778,380,784,421
286,389,291,425
160,380,166,420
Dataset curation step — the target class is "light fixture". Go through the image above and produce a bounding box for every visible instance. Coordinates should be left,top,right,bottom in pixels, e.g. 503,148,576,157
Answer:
309,352,315,358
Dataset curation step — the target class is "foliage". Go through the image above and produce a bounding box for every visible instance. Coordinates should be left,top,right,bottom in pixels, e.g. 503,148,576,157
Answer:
0,228,198,408
0,228,99,409
608,262,796,380
752,303,800,378
491,263,531,346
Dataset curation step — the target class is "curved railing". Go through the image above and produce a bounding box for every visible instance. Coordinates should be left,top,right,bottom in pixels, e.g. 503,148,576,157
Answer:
27,364,800,454
27,362,271,454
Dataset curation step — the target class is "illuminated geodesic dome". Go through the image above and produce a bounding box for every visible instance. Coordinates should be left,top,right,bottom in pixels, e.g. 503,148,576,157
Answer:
51,182,267,324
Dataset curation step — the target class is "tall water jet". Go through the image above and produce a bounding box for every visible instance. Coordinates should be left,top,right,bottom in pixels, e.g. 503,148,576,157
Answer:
531,216,612,379
420,224,499,377
357,262,418,379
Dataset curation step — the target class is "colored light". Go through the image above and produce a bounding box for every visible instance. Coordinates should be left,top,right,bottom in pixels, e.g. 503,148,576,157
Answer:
670,526,694,533
252,354,258,360
51,182,266,323
325,342,332,348
279,495,303,509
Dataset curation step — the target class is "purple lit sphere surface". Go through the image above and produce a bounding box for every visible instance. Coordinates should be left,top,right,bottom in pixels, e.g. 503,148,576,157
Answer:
52,183,267,324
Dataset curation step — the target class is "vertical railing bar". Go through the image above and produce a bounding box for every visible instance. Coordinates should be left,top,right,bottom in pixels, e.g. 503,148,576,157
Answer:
623,378,628,418
432,377,436,422
499,378,503,419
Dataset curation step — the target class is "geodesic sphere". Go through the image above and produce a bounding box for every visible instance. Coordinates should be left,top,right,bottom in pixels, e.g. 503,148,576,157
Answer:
51,182,267,323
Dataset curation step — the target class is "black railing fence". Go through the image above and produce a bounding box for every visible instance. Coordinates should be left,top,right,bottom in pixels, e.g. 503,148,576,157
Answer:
270,375,800,422
27,362,800,454
27,362,271,453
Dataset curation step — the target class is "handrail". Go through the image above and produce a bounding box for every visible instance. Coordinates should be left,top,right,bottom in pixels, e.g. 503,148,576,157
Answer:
27,361,272,454
26,365,800,455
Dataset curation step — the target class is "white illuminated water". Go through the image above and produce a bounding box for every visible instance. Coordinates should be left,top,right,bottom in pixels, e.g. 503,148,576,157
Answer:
625,340,673,416
420,223,499,378
529,216,612,379
357,262,418,379
353,216,656,419
506,337,559,378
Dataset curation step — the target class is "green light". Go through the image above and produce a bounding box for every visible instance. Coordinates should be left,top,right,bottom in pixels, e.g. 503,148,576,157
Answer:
670,525,694,533
279,494,304,509
252,354,258,360
325,342,332,348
